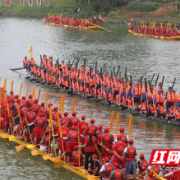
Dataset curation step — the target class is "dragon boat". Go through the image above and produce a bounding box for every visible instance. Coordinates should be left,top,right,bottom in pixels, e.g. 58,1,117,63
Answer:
128,29,180,40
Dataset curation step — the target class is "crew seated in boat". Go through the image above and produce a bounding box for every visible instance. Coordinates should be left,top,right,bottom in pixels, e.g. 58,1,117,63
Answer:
136,102,147,113
147,103,155,117
174,106,180,122
155,104,165,118
166,106,175,120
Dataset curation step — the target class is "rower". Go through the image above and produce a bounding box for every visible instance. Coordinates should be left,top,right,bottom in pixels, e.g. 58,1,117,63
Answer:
102,127,114,158
109,163,125,180
78,115,88,144
137,153,148,175
124,139,137,180
117,127,128,145
90,154,101,176
72,145,83,167
99,157,113,180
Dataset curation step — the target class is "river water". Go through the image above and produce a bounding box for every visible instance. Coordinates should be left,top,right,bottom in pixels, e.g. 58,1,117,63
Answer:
0,17,180,180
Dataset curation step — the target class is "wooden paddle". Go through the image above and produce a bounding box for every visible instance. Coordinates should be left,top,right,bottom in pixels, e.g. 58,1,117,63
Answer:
89,22,112,32
10,67,25,71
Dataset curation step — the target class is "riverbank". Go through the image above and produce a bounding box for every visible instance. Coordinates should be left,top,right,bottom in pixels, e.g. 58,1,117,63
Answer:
0,0,180,25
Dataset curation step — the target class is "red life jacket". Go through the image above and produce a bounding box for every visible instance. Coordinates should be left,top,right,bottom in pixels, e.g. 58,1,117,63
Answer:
88,124,97,134
26,99,34,108
120,134,128,144
20,107,28,117
96,130,103,142
102,133,113,145
68,116,78,127
32,104,41,114
102,164,113,178
52,111,60,120
35,117,45,128
110,169,124,180
12,103,21,115
139,159,148,174
67,131,78,144
151,165,160,174
61,116,69,125
39,107,47,117
85,135,96,152
73,151,83,164
27,112,36,123
126,146,136,161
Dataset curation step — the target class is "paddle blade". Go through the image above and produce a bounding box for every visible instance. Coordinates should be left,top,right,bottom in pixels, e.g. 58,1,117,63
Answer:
9,135,16,142
2,134,9,139
15,145,25,152
42,155,51,160
50,157,59,162
31,150,39,156
26,144,35,150
54,161,64,168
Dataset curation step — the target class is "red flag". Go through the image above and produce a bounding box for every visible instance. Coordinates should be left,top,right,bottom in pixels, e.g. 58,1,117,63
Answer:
45,0,50,7
28,0,33,6
5,0,10,6
20,0,25,6
37,0,41,6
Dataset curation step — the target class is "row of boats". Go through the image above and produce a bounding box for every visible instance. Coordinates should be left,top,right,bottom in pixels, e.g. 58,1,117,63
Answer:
0,81,166,180
23,55,180,127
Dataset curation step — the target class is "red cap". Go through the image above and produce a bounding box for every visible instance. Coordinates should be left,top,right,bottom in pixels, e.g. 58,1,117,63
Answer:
89,130,94,135
41,102,45,106
34,99,38,103
113,163,119,168
81,115,86,119
104,157,109,162
97,125,103,130
91,154,97,158
140,153,144,159
72,111,77,115
53,107,58,111
90,119,95,123
17,99,21,103
117,134,122,140
74,145,78,150
29,94,32,98
15,95,19,98
48,103,53,107
64,112,69,116
10,91,14,94
148,171,153,177
22,96,26,100
104,127,110,132
129,139,134,144
119,126,124,132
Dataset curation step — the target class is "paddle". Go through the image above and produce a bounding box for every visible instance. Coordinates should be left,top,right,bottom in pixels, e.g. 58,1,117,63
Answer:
150,73,156,83
171,78,176,89
155,74,159,87
10,67,25,71
128,114,133,138
89,22,112,32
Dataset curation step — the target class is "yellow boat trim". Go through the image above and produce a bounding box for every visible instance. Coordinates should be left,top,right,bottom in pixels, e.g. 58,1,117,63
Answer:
0,130,99,180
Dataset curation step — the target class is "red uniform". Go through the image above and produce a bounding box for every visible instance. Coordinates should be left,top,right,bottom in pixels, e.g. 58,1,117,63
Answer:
78,121,89,143
72,151,83,167
58,126,69,152
112,142,127,168
68,116,79,128
102,133,114,157
61,116,69,126
33,117,47,139
30,104,41,115
84,135,98,152
66,130,78,155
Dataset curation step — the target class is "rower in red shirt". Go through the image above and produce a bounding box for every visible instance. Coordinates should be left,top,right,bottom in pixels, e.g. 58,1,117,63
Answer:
164,166,180,180
28,112,48,145
61,112,69,126
112,134,127,168
39,102,48,117
30,99,41,115
78,115,88,144
118,126,128,145
68,111,79,129
88,119,97,135
102,127,114,158
26,94,34,109
58,125,69,158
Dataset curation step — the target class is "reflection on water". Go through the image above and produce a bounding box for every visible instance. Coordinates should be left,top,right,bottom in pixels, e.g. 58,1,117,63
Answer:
0,17,180,179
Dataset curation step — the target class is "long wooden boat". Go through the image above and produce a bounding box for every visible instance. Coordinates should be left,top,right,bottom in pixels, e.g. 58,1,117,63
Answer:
128,29,180,40
0,130,99,180
43,19,99,30
25,73,180,127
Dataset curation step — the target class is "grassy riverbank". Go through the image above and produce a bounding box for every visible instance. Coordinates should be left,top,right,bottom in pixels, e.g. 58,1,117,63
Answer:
0,0,180,23
0,0,98,18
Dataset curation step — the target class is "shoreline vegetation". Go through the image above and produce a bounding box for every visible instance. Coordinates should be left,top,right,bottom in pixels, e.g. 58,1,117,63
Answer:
0,0,180,24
